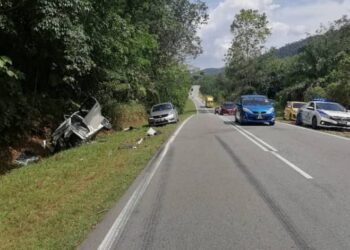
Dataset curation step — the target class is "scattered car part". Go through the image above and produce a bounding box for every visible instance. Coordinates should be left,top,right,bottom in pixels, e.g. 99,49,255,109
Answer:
15,150,40,166
147,128,157,136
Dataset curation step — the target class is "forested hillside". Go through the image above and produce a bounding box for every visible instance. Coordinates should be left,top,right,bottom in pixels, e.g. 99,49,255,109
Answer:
0,0,208,148
195,13,350,109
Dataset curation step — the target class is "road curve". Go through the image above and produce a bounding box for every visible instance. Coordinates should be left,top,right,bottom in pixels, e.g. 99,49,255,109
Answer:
81,85,350,250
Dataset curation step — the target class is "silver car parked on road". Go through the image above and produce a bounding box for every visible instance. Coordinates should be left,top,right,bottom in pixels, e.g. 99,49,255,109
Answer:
148,102,179,126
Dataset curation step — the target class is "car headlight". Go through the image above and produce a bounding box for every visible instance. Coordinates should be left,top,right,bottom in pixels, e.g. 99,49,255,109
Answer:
243,107,253,114
167,113,174,119
266,107,275,114
318,110,329,118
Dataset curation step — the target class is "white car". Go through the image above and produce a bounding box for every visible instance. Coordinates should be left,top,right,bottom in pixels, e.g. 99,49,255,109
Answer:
296,100,350,129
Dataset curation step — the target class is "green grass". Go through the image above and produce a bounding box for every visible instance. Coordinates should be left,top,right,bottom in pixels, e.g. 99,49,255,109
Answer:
0,98,196,250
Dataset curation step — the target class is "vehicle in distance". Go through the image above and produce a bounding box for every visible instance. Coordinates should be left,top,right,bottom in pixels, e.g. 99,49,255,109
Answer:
215,102,235,115
205,96,214,108
284,101,306,120
235,95,275,125
296,99,350,129
148,102,178,126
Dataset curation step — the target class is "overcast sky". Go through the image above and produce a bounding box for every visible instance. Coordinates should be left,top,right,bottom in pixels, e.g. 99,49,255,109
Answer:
190,0,350,69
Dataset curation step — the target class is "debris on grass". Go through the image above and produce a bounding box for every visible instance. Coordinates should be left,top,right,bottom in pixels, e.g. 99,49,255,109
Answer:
147,127,157,136
15,150,40,166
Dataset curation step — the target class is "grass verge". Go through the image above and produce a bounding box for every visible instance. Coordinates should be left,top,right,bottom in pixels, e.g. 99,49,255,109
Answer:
0,98,196,250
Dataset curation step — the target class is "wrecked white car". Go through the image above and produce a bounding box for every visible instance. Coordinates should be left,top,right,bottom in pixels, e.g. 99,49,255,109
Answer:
51,97,111,151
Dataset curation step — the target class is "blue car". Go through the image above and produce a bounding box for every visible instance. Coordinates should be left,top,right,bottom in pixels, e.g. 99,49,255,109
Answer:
235,95,275,125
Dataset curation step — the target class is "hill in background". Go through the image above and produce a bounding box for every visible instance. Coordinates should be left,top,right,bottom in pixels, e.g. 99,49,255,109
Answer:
201,67,224,75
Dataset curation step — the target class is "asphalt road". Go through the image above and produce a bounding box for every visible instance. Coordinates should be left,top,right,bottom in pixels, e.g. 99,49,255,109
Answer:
81,85,350,250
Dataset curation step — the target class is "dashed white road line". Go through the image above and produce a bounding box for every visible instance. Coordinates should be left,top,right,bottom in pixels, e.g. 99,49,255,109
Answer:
271,151,313,179
97,115,194,250
236,125,278,152
218,116,313,180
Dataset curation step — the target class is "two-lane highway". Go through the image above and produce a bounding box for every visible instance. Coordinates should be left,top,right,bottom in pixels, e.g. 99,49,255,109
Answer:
81,85,350,250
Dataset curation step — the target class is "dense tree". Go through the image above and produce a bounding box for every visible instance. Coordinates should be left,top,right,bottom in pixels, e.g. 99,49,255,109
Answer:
0,0,208,145
224,9,271,96
198,15,350,110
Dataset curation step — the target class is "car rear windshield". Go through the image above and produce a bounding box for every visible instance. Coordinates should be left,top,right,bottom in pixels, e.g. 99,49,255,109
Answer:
316,102,346,112
223,102,234,108
242,97,270,105
292,103,304,108
152,103,173,112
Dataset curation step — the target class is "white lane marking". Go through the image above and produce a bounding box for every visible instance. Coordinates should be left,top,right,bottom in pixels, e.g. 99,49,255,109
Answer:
98,115,194,250
234,126,269,152
218,116,268,152
235,125,278,152
277,121,350,143
271,152,313,179
218,116,313,180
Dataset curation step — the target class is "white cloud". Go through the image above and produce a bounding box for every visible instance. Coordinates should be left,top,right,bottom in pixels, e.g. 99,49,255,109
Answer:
191,0,350,69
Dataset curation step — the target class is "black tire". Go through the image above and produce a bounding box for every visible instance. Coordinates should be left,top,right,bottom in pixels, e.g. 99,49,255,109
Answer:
289,114,292,121
239,113,245,125
312,116,318,130
296,113,303,126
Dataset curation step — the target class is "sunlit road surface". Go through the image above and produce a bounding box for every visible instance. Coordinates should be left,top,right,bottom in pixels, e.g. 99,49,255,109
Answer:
81,85,350,250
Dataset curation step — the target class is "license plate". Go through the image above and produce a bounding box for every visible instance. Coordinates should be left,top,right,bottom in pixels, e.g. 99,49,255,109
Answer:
257,114,263,119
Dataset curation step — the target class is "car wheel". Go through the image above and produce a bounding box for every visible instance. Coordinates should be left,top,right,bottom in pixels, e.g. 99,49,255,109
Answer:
239,113,245,125
296,113,303,126
312,116,318,130
289,114,292,120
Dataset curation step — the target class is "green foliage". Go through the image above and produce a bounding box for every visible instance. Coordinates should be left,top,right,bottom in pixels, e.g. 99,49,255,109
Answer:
103,102,147,130
157,64,192,113
304,86,327,101
203,15,350,110
0,0,207,146
227,9,271,61
224,9,271,96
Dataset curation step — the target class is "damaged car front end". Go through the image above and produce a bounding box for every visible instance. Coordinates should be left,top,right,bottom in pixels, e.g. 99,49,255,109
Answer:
51,97,111,151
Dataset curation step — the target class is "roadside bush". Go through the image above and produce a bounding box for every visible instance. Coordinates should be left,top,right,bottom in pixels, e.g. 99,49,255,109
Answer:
104,102,147,130
157,64,191,114
276,83,307,105
326,82,350,107
304,86,326,101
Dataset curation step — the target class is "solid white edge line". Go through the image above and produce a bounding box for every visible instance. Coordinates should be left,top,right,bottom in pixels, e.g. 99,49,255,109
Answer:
271,151,313,179
235,125,278,152
97,115,194,250
277,121,350,142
